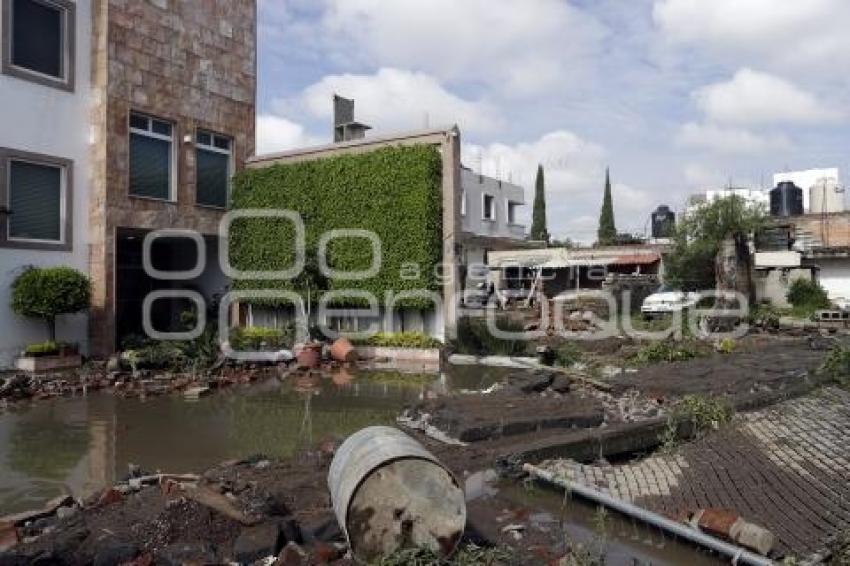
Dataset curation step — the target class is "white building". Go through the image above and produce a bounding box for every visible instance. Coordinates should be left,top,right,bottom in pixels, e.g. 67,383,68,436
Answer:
459,167,527,266
773,168,842,213
0,0,93,367
685,188,769,220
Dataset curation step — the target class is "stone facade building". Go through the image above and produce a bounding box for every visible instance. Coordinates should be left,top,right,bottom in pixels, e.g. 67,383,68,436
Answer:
89,0,256,356
0,0,256,365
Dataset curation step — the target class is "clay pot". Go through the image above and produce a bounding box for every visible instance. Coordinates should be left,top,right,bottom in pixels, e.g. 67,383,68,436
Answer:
330,338,358,363
296,343,322,369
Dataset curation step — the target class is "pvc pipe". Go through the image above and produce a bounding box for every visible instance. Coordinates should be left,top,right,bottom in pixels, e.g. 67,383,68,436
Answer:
523,463,775,566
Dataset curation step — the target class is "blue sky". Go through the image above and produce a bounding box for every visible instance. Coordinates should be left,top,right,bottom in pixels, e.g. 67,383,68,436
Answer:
256,0,850,242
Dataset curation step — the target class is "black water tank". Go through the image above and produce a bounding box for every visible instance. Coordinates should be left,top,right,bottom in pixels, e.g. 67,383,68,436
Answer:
651,205,675,238
770,181,803,216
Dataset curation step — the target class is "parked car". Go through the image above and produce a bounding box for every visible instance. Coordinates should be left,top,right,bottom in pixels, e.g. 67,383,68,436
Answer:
641,285,700,317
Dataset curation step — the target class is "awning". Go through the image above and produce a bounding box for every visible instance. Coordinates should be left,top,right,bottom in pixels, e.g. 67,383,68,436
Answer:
612,253,661,266
542,257,616,268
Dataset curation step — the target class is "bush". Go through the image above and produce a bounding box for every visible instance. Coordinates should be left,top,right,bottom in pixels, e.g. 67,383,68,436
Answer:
660,395,734,450
820,345,850,385
11,266,91,341
554,342,583,367
24,341,60,356
124,341,187,372
633,341,700,364
786,278,830,311
452,317,528,356
749,304,781,329
230,326,290,351
365,332,442,349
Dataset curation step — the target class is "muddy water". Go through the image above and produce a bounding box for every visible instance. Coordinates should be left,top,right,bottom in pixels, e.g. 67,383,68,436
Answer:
0,367,724,564
470,474,726,565
0,367,509,514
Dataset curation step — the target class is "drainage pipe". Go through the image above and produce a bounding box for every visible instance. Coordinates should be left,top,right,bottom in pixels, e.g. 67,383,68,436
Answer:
523,463,775,566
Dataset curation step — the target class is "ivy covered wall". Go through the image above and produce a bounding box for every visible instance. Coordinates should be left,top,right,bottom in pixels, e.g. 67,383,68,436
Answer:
229,145,443,308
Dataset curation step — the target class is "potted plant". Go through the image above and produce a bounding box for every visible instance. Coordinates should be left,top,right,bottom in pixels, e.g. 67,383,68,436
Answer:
293,252,328,369
12,266,91,371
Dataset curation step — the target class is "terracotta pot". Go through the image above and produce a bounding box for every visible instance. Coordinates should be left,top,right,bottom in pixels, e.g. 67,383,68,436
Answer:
296,343,322,369
330,338,358,363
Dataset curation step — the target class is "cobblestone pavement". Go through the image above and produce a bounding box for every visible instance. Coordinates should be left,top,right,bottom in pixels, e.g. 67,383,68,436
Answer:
538,386,850,559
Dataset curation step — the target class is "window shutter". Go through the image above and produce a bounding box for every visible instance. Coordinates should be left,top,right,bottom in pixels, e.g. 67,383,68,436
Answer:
12,0,63,78
196,149,228,208
9,160,61,241
130,133,171,199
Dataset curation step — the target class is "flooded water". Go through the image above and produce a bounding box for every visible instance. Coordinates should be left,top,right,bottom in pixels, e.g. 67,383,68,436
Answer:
0,367,509,514
474,476,726,566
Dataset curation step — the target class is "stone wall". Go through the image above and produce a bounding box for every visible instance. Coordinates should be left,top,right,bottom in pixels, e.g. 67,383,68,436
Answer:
89,0,256,356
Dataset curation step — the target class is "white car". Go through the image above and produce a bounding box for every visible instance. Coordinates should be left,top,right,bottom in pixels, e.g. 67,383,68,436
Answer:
641,286,700,317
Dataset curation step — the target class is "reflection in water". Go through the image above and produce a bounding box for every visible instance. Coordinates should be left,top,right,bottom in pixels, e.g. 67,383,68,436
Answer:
0,367,511,514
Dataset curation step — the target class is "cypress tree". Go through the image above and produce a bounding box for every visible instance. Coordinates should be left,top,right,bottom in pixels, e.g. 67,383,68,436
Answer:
597,167,617,246
530,164,549,243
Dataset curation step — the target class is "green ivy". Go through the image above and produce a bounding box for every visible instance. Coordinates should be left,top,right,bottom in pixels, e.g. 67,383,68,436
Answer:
229,145,443,309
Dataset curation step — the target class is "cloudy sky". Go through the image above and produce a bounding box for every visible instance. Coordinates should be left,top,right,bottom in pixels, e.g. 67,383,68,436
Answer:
256,0,850,243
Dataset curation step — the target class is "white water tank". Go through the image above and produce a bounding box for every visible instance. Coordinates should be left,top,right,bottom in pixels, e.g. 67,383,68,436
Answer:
809,178,845,214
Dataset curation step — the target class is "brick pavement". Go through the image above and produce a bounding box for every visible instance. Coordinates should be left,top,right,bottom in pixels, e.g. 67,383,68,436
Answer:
538,387,850,559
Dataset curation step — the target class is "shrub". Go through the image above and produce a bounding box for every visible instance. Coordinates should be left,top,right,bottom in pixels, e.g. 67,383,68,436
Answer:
24,341,60,356
554,342,583,367
633,341,699,364
820,345,850,385
123,341,187,372
749,304,781,329
660,395,734,450
230,326,290,351
452,317,528,356
786,278,830,311
11,266,91,341
365,332,442,349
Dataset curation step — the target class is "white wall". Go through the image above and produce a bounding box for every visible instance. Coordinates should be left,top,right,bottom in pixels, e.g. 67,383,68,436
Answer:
0,0,92,367
460,169,526,240
816,259,850,303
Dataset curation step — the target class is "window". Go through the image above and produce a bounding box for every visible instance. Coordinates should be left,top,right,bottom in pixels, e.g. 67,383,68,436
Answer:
460,190,466,216
195,130,232,208
507,200,520,224
0,148,71,250
1,0,75,91
129,112,174,201
482,194,495,221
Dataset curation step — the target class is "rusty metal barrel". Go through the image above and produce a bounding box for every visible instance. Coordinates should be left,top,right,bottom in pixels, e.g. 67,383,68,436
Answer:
328,426,466,562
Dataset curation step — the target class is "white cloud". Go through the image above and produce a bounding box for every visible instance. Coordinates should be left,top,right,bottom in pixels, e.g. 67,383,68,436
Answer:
294,68,502,136
684,163,726,189
256,115,323,154
676,122,790,154
317,0,606,97
653,0,850,73
694,68,842,126
464,131,652,242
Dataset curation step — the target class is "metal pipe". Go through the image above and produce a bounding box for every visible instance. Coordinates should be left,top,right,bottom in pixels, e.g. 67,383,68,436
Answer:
523,463,775,566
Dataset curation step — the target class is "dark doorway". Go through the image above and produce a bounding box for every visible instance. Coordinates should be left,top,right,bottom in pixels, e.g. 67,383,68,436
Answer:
115,228,228,348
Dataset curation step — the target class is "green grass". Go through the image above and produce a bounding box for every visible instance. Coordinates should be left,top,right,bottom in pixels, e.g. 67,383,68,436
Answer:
370,545,514,566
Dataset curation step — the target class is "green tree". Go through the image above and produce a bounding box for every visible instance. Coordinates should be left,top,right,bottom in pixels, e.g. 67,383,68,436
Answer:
530,164,549,243
597,167,617,246
664,196,765,291
11,266,91,342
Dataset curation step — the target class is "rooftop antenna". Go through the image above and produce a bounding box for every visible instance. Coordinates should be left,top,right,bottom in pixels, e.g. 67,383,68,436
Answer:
476,149,483,183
